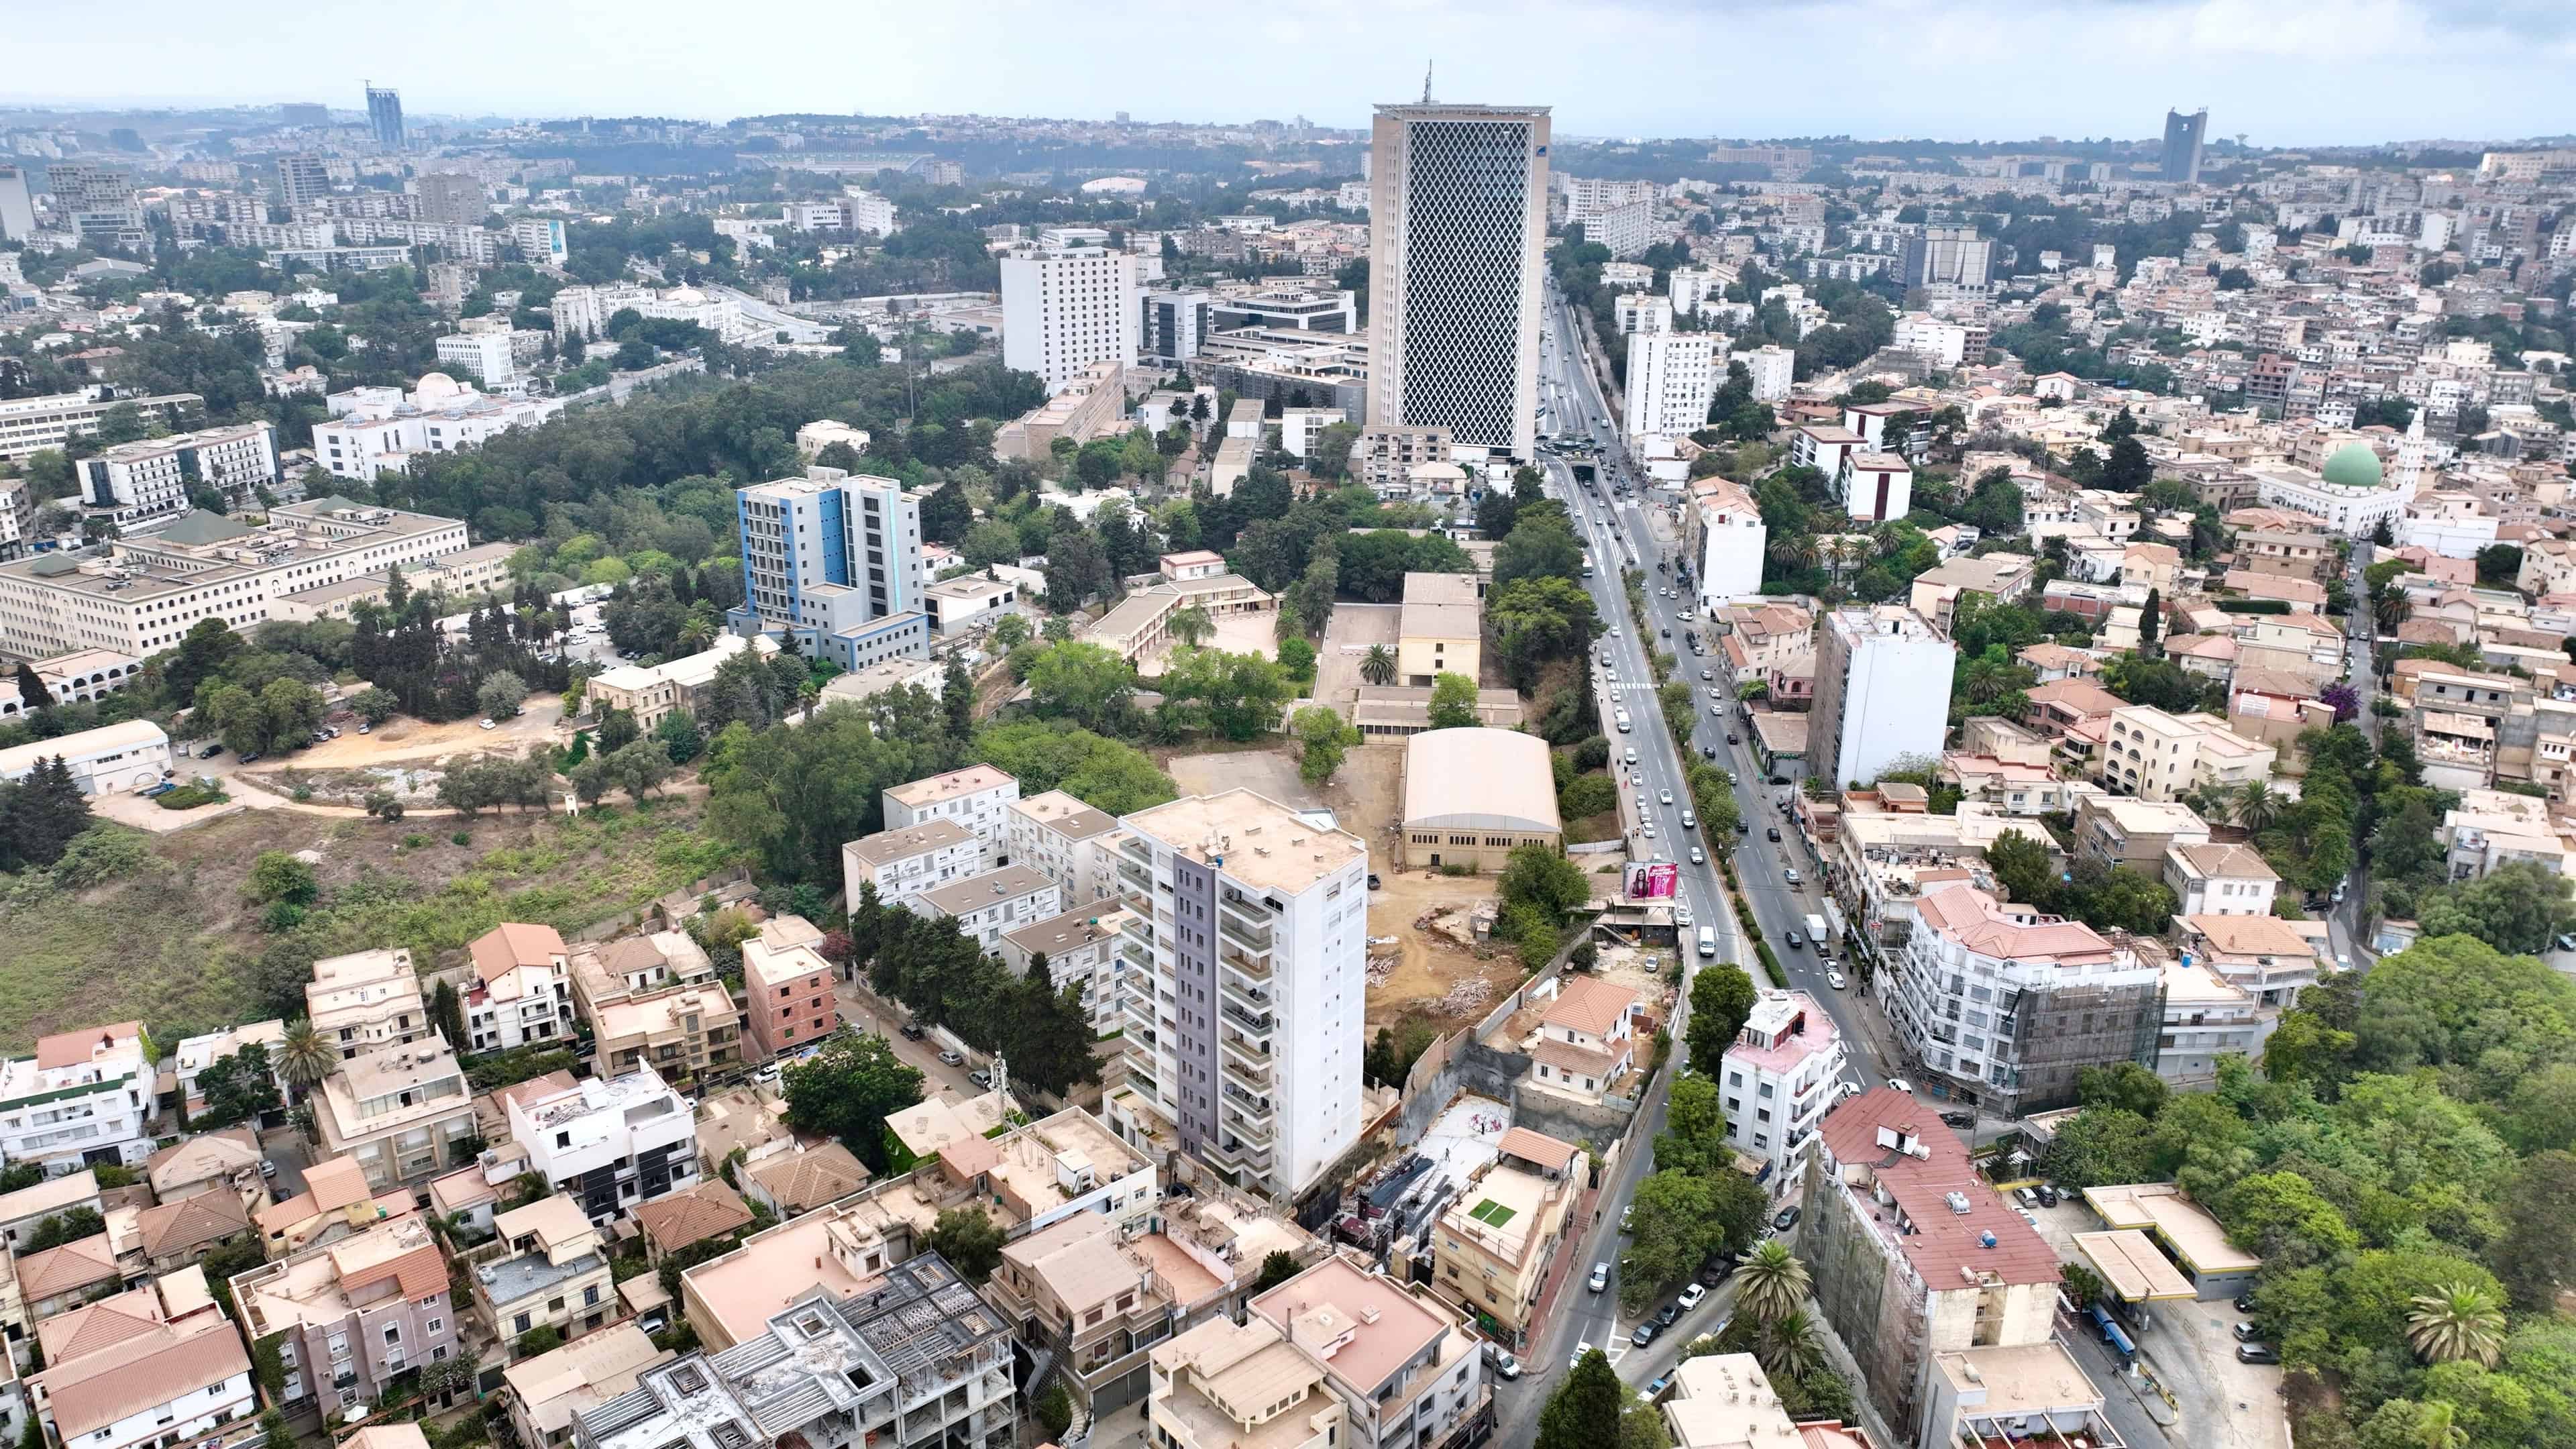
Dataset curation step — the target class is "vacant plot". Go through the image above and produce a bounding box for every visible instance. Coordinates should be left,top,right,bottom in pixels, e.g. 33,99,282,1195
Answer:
0,798,743,1051
1137,610,1277,678
1165,746,1321,810
1364,867,1521,1033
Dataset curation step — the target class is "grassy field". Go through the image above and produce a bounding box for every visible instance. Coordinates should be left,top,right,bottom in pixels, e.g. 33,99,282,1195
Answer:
0,799,744,1053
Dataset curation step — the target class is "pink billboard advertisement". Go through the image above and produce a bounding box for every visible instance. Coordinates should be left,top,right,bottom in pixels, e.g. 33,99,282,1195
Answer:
1625,861,1678,899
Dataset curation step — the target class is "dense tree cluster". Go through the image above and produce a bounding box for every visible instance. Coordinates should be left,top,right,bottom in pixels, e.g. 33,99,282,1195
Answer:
848,883,1102,1098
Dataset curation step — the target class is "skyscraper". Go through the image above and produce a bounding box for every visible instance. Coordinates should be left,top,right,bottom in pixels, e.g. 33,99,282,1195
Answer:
1366,102,1550,459
366,85,405,148
272,154,330,211
0,165,34,243
998,243,1138,394
2161,109,2207,184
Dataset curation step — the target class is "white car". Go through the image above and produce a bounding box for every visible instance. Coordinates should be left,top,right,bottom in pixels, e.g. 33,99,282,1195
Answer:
1609,627,1622,637
1827,970,1848,990
1689,847,1705,864
1588,1263,1610,1293
1571,1339,1595,1369
1783,867,1801,885
1659,789,1674,806
1675,905,1694,928
1677,1282,1707,1311
1887,1077,1913,1094
478,718,498,731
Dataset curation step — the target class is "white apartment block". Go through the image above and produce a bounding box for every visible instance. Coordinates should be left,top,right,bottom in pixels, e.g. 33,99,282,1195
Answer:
881,764,1020,851
1623,331,1716,448
465,922,576,1054
2162,843,2280,918
510,217,567,266
1000,244,1140,394
435,330,518,388
1809,606,1955,792
1614,292,1673,335
1004,789,1124,906
500,1068,699,1225
1892,313,1973,367
1668,266,1725,317
75,423,278,525
1891,883,2163,1114
0,390,200,464
0,1023,154,1176
1001,905,1132,1037
1688,477,1766,606
1731,345,1794,402
1717,990,1847,1182
1368,103,1550,460
313,380,567,481
914,864,1064,953
1104,791,1368,1200
548,284,651,341
841,818,990,910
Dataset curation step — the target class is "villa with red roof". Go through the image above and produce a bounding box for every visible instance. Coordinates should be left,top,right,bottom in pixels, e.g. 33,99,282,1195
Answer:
1527,977,1642,1105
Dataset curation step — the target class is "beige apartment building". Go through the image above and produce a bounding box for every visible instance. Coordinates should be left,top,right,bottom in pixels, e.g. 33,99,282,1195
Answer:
468,1197,619,1358
570,932,743,1084
1395,571,1481,686
311,1042,478,1190
1148,1316,1346,1449
2074,794,2213,869
307,948,429,1061
1429,1128,1579,1346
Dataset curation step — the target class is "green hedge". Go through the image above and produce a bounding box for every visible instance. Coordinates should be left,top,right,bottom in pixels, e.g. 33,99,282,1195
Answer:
1752,941,1788,987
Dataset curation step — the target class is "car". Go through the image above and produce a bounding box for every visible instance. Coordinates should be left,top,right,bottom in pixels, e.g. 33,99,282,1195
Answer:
937,1049,965,1066
1784,930,1804,949
2014,1187,2039,1210
478,718,498,731
1772,1205,1801,1232
1711,704,1724,717
1677,1282,1707,1311
1674,905,1694,927
356,722,371,734
141,782,176,798
1768,774,1788,785
1735,818,1749,835
1680,811,1695,828
237,753,260,765
1688,847,1704,864
1727,733,1739,745
1625,747,1641,764
1631,773,1645,788
1783,867,1801,885
2558,932,2576,953
1941,1110,1976,1129
2330,881,2347,904
2237,1344,2281,1365
1642,821,1657,839
1570,1339,1595,1369
1699,668,1713,681
2233,1320,2263,1342
900,1024,927,1041
1698,1258,1734,1286
1827,970,1847,989
1609,627,1621,637
1886,1077,1913,1093
1368,873,1383,890
1487,1346,1521,1380
1631,1321,1661,1347
1644,1372,1674,1402
1588,1263,1610,1293
1702,745,1718,759
198,744,224,759
2334,951,2353,971
1766,826,1781,842
2233,1291,2258,1313
1660,628,1672,639
1620,1204,1634,1234
2036,1185,2059,1208
969,1069,993,1088
1658,789,1673,806
257,1159,278,1179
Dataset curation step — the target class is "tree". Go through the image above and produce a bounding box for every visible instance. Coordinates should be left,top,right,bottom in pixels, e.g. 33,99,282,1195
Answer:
1023,641,1140,734
1426,672,1480,730
0,756,93,872
1684,964,1760,1075
1536,1348,1624,1449
349,686,398,724
603,739,674,802
476,670,529,720
1495,513,1583,588
276,1020,337,1097
193,1044,281,1128
1252,1250,1303,1293
596,706,641,753
1622,1169,1736,1309
2407,1282,2508,1367
2418,861,2576,955
248,851,319,907
430,979,466,1051
23,1208,106,1252
2493,1150,2576,1309
2076,1061,2169,1118
924,1208,1006,1284
655,710,705,765
1755,1309,1828,1382
1169,606,1214,649
1733,1240,1811,1325
2045,1107,2161,1188
2138,587,2162,653
1361,644,1397,686
1293,705,1360,784
13,663,53,714
781,1032,923,1171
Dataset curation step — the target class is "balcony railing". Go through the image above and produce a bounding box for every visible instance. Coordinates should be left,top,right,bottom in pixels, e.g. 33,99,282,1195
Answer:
1221,1002,1273,1036
1218,910,1274,955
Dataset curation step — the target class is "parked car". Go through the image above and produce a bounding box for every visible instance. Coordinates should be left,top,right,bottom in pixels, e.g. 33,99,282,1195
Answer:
900,1024,927,1041
1676,1282,1707,1311
1782,867,1801,885
2036,1185,2059,1208
2233,1320,2264,1342
478,718,498,731
141,782,176,798
1772,1205,1801,1232
1886,1077,1913,1093
969,1069,993,1089
1368,873,1383,890
356,722,371,734
1631,1320,1660,1346
1940,1110,1975,1129
1484,1344,1521,1379
2237,1344,2281,1365
198,744,224,759
1620,1204,1633,1234
1588,1262,1610,1293
2015,1187,2040,1210
938,1049,965,1066
1827,970,1847,990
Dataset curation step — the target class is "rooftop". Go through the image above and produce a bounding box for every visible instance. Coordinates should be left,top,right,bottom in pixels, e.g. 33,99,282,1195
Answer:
1125,790,1367,896
1401,728,1560,837
916,862,1057,915
1250,1254,1451,1396
1815,1089,2059,1291
2081,1182,2259,1275
884,763,1016,809
1916,883,2122,967
1010,788,1123,842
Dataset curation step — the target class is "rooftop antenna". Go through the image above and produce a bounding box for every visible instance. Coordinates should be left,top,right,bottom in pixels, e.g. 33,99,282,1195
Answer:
1422,61,1434,105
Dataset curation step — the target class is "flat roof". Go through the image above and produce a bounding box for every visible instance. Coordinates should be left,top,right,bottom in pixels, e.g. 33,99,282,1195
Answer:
2072,1230,2198,1301
916,863,1055,915
2081,1183,2258,1275
1125,790,1368,896
1929,1341,2106,1417
884,763,1015,808
1401,727,1558,836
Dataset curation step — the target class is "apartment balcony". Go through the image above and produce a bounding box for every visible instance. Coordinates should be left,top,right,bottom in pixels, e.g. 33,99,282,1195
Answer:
1218,943,1273,985
1221,1002,1273,1038
1222,1085,1275,1136
1221,1052,1273,1094
1219,974,1273,1016
1220,1031,1273,1072
1218,909,1274,955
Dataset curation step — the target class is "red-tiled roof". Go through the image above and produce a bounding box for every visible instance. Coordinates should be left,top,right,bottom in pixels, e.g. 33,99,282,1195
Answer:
1543,976,1638,1038
470,922,567,983
341,1242,447,1300
1817,1089,2059,1289
1494,1128,1579,1175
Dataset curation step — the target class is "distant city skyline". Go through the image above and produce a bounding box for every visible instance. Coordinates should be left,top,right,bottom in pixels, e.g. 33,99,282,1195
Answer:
7,0,2574,148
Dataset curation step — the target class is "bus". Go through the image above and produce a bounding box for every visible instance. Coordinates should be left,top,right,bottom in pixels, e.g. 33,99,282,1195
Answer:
1580,550,1595,580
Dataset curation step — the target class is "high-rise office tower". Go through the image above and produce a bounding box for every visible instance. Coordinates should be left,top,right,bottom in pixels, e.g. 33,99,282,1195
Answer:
2161,109,2207,184
1902,225,1992,288
999,243,1139,394
272,154,330,211
415,172,486,226
0,165,34,242
366,86,406,148
1367,102,1550,459
1809,604,1955,790
731,466,929,672
1106,790,1368,1200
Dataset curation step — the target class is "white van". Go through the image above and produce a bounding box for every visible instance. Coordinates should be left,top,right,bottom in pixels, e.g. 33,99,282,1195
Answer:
1615,710,1633,733
1696,927,1717,958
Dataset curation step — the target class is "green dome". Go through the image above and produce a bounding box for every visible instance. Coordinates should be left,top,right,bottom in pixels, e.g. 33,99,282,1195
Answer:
2322,443,2384,489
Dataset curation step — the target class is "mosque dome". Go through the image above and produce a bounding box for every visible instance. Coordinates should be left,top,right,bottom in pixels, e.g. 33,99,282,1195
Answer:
2322,443,2383,489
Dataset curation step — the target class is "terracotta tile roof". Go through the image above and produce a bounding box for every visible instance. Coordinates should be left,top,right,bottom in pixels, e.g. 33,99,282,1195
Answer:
1817,1089,2059,1289
36,1020,143,1071
35,1288,163,1365
17,1234,121,1299
1532,1036,1624,1083
42,1316,252,1441
1542,976,1639,1038
340,1242,447,1300
136,1191,250,1260
470,922,567,983
633,1181,754,1254
747,1144,870,1216
2182,913,2314,957
146,1128,262,1195
1493,1128,1580,1175
1917,882,2119,965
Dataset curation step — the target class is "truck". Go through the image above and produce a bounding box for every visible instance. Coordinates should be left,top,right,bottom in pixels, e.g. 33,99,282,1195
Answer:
1580,550,1595,580
1697,927,1718,958
1804,913,1832,957
1615,708,1632,733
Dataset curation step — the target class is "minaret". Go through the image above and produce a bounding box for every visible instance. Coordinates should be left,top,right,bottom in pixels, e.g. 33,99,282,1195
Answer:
2395,407,2432,495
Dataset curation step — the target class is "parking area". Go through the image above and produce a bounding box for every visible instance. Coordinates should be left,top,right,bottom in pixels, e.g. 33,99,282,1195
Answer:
1315,603,1401,708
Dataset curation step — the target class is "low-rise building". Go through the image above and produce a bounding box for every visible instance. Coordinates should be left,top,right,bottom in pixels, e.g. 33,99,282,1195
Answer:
986,1211,1184,1416
739,1144,870,1222
502,1322,667,1449
584,633,782,733
310,1042,478,1191
167,1022,287,1125
2173,913,2318,1018
465,922,576,1055
0,720,170,796
1719,990,1847,1183
307,947,429,1062
1397,727,1562,873
0,1023,154,1177
2073,794,2212,869
1919,1342,2124,1449
29,1272,255,1449
741,933,840,1060
499,1068,699,1226
1799,1091,2059,1432
1396,572,1482,687
1428,1128,1579,1347
2162,842,2279,918
144,1130,265,1211
252,1155,414,1259
571,934,745,1085
631,1181,757,1266
470,1197,618,1357
2152,953,2263,1089
912,863,1063,952
231,1214,461,1418
1246,1255,1489,1449
920,574,1022,637
2439,787,2576,879
1148,1315,1345,1449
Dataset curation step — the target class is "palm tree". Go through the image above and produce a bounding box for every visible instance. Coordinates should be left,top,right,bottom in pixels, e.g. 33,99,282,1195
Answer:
2406,1281,2507,1367
1733,1240,1811,1325
1767,534,1818,574
1360,645,1397,687
276,1020,338,1098
1169,606,1215,649
1755,1309,1827,1381
2375,586,2410,635
2405,1401,2468,1449
2233,779,2282,835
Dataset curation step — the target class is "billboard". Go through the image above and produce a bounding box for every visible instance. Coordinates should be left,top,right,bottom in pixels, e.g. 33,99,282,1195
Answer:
1625,861,1679,899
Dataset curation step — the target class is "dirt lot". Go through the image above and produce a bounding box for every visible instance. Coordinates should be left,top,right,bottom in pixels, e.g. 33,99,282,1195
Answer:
1165,746,1321,810
1364,867,1521,1033
1138,610,1277,678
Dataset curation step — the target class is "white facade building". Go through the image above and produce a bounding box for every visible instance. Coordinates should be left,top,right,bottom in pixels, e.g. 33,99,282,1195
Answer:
0,1022,154,1175
1731,345,1794,403
464,922,576,1055
500,1068,700,1226
0,719,170,795
434,330,517,388
1104,791,1368,1200
1688,478,1766,607
312,376,566,481
1004,788,1125,907
1000,244,1140,394
841,818,990,910
1719,990,1846,1187
1623,331,1716,449
881,764,1021,851
1368,103,1551,460
76,423,278,525
510,217,567,266
1668,267,1723,317
913,864,1063,953
1809,605,1955,791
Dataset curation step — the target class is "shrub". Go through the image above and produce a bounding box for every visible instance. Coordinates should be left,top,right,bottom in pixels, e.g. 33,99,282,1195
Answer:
451,830,472,847
156,785,225,810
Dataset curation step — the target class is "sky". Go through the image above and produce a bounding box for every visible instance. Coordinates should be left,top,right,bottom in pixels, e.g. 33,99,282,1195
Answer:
11,0,2575,148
